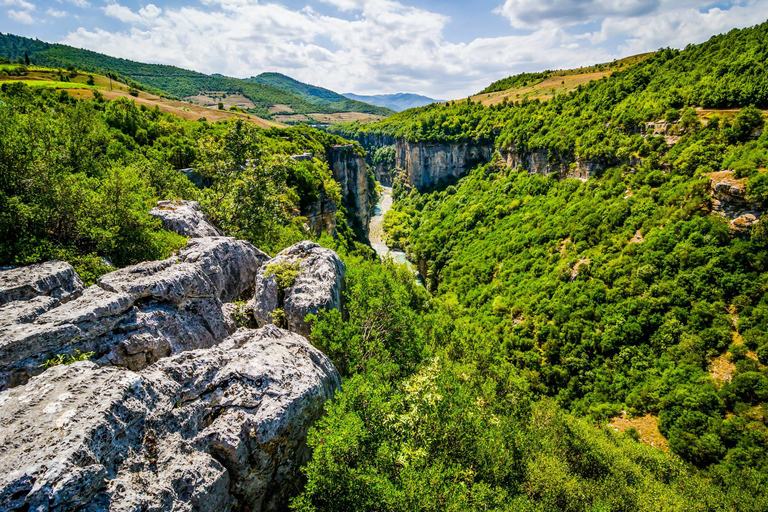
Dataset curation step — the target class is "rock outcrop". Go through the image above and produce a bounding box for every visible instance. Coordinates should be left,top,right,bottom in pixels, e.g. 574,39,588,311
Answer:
0,261,84,307
178,168,212,189
0,237,267,389
708,170,762,229
150,200,223,238
327,145,374,236
0,325,341,512
251,241,345,336
395,139,494,190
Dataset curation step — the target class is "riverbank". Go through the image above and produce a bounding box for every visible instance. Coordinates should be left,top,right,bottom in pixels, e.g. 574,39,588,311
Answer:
369,186,422,281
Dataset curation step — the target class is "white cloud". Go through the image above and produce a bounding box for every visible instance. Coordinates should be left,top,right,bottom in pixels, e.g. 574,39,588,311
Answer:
59,0,768,98
8,9,34,23
2,0,34,10
495,0,662,29
64,0,600,97
57,0,91,9
46,7,67,17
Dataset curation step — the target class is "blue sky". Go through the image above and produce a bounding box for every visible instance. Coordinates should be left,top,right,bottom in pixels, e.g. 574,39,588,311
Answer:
2,0,767,98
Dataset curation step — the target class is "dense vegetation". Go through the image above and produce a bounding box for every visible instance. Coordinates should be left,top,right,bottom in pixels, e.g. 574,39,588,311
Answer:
294,20,768,511
0,33,392,119
0,81,362,280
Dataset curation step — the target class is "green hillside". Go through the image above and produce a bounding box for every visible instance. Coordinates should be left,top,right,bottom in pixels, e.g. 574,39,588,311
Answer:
0,33,389,120
249,72,393,116
297,20,768,510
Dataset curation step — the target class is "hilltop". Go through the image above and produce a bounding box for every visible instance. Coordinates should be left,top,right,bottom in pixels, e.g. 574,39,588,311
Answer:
249,72,394,117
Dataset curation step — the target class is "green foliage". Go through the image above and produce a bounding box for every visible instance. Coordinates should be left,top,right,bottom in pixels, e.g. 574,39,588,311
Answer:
40,349,94,368
265,260,302,290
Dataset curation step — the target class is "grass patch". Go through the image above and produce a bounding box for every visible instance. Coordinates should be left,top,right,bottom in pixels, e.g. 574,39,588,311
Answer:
23,81,96,89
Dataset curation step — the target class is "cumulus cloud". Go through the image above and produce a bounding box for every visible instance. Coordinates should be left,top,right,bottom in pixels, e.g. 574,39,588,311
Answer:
46,7,67,17
104,2,162,25
63,0,608,97
495,0,664,29
58,0,768,98
57,0,91,9
2,0,34,10
8,8,34,23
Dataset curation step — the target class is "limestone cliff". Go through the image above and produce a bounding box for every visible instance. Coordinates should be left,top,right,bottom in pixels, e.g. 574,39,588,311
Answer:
395,139,494,190
327,144,375,237
497,145,614,181
302,190,338,236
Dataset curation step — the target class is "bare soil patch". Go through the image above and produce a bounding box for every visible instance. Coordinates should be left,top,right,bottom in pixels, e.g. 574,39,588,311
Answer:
609,413,669,451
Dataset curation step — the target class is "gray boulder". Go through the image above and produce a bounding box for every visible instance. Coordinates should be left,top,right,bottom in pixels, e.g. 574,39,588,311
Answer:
150,200,223,238
252,241,345,336
179,237,269,302
0,238,266,389
0,261,84,306
0,325,341,512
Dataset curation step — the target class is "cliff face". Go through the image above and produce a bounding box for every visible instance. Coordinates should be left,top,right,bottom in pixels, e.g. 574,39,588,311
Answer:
302,190,338,236
497,145,619,181
395,139,494,190
327,145,373,237
374,163,394,186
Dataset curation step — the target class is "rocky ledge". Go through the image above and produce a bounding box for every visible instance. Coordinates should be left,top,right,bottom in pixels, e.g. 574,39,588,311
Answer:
0,195,347,511
0,325,341,512
0,237,268,389
252,241,346,337
150,200,223,238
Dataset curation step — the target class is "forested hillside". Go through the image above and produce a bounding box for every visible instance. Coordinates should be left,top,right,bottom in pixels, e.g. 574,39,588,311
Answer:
249,72,393,115
0,33,390,119
292,20,768,510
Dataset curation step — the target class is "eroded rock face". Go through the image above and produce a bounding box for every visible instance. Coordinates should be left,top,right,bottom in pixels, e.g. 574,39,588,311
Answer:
150,200,223,238
178,237,270,302
0,238,265,389
252,241,345,336
395,139,494,190
497,145,614,181
328,145,373,236
0,325,341,512
708,170,763,229
0,261,84,307
302,190,338,236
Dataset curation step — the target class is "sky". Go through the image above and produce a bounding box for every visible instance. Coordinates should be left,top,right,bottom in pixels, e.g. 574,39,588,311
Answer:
2,0,768,98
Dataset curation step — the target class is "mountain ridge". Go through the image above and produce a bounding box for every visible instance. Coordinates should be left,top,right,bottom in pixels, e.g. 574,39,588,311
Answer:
342,91,443,112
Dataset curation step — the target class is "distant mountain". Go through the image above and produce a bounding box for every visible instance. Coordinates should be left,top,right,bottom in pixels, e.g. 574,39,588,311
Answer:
0,33,393,120
248,73,394,116
342,92,443,112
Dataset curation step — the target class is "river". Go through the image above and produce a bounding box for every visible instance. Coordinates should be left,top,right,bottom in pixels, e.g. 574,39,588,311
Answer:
369,186,423,282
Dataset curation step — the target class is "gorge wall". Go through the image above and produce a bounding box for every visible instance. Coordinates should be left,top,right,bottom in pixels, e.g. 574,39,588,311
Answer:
395,139,494,190
327,144,375,237
497,145,619,181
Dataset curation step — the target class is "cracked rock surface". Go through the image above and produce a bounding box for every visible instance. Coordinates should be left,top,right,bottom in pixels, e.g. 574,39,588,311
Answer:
149,200,223,238
251,241,346,336
0,237,266,390
0,325,341,512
